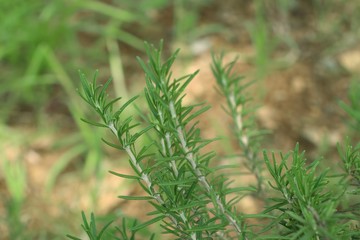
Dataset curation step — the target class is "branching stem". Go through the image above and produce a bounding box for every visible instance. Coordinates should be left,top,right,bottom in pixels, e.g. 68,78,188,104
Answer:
169,100,246,238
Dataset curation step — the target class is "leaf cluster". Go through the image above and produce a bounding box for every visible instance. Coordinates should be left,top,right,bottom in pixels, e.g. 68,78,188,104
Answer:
263,144,359,239
70,41,360,240
75,42,256,239
67,212,155,240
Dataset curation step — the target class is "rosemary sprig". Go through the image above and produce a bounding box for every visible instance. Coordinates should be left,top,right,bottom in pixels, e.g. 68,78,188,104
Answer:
137,41,250,239
211,53,264,193
75,42,253,239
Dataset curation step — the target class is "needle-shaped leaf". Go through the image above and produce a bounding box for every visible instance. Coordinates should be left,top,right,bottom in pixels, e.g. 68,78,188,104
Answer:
109,170,141,180
118,195,154,201
80,118,108,128
130,215,164,232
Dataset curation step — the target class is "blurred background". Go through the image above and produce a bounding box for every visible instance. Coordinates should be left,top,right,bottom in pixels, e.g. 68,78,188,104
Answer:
1,0,360,239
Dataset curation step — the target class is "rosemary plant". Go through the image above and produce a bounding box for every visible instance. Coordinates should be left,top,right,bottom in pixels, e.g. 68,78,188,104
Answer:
211,53,264,193
262,144,357,239
68,41,360,239
69,42,254,239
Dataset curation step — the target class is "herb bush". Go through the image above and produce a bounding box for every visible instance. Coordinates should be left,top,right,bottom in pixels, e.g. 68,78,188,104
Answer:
67,41,360,239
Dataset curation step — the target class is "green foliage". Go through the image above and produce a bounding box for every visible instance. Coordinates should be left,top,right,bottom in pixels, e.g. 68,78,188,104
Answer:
339,78,360,130
263,144,356,239
211,53,264,192
338,142,360,197
0,126,28,239
66,212,114,240
2,159,27,239
0,0,72,122
66,212,156,240
246,1,272,80
71,41,360,239
76,42,254,239
174,0,216,43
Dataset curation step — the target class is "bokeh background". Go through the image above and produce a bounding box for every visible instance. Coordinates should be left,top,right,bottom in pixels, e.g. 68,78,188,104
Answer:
1,0,360,239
